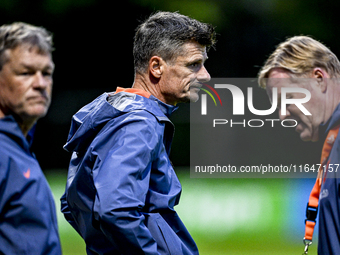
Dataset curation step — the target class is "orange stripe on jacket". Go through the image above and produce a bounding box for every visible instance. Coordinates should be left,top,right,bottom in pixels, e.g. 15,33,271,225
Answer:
115,87,151,99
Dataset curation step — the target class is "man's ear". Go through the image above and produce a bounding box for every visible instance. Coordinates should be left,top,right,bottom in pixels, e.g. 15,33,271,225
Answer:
313,68,329,93
149,56,165,79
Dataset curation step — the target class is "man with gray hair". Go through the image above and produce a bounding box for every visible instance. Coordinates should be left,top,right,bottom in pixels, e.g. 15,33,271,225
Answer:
0,22,61,254
61,11,215,254
258,36,340,254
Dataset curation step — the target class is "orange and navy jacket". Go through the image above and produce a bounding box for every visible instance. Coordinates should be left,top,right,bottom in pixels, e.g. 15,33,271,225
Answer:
318,103,340,254
61,88,199,255
0,115,61,254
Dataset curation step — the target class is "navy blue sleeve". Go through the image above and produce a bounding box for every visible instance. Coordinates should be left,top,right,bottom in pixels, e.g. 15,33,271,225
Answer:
92,112,162,254
60,191,82,235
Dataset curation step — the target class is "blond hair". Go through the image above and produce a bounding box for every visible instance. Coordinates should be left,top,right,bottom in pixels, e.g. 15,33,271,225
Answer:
258,36,340,88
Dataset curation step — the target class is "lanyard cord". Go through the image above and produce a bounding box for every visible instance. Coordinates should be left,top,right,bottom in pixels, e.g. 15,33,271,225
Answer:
303,124,340,254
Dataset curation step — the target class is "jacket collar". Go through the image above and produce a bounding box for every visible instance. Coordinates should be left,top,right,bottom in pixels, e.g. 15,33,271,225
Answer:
149,95,179,118
0,115,34,152
113,87,179,118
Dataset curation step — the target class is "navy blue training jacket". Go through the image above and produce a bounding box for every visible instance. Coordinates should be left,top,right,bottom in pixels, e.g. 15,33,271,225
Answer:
0,115,61,255
318,103,340,254
61,90,199,255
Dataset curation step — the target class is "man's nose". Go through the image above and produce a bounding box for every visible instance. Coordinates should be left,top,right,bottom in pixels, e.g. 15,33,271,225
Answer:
198,65,211,83
33,72,49,89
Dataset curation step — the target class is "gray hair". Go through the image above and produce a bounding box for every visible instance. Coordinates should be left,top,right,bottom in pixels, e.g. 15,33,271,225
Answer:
0,22,53,70
133,11,216,74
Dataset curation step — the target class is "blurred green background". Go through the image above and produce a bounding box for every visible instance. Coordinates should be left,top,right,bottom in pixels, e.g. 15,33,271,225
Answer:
1,0,336,254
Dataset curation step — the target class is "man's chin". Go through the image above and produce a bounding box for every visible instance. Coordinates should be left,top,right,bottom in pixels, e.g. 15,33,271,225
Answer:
300,132,319,142
189,92,199,103
300,135,312,142
19,106,49,123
